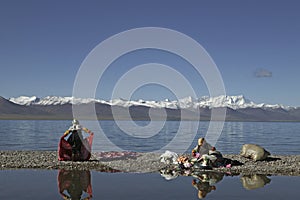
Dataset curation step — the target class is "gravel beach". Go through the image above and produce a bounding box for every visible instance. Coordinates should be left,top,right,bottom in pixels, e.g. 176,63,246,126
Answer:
0,151,299,176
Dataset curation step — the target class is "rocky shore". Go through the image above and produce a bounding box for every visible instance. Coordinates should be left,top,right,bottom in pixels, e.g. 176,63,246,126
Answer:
0,151,299,176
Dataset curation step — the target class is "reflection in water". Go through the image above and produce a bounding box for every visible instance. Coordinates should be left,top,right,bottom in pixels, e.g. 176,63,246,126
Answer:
58,170,92,200
240,174,271,190
160,169,272,199
191,172,224,199
160,169,225,199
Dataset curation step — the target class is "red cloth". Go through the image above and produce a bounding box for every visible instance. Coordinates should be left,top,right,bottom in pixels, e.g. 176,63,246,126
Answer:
58,133,94,161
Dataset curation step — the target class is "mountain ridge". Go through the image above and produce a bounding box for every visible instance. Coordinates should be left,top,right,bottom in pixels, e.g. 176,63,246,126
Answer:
2,95,300,121
8,95,296,110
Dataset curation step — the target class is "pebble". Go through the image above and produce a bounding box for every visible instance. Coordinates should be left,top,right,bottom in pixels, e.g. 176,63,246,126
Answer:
0,151,299,176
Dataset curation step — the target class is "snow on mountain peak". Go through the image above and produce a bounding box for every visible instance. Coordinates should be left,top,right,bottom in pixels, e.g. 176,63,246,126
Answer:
8,95,291,110
9,96,40,105
9,96,106,106
198,95,253,109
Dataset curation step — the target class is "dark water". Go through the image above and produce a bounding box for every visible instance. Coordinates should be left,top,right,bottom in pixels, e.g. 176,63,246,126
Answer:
0,120,299,154
0,170,299,200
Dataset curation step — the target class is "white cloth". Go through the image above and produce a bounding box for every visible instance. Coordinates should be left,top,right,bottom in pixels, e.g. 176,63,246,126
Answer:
160,150,179,164
68,124,82,131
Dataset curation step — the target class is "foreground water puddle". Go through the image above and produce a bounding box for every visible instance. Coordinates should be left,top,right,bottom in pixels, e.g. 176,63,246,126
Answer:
0,170,299,199
58,170,92,200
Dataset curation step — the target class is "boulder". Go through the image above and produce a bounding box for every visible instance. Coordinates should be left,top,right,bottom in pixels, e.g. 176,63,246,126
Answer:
240,144,270,161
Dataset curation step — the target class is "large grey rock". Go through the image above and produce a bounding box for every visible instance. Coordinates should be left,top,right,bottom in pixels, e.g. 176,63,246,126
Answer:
240,144,270,161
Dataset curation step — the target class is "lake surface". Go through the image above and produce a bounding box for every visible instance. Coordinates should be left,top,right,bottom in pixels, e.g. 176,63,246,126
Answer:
0,170,299,200
0,120,299,154
0,120,299,199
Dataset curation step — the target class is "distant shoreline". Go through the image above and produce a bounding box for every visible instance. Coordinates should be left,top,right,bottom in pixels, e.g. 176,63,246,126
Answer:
1,116,300,122
0,151,299,176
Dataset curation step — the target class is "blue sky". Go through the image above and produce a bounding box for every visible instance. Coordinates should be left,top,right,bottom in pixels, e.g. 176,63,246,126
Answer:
0,0,299,106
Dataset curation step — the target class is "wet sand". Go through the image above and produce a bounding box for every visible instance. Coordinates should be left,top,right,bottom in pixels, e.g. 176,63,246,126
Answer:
0,151,299,176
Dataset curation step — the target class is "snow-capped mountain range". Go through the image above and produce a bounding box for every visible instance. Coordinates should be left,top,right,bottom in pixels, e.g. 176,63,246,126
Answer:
2,95,300,121
8,95,293,110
